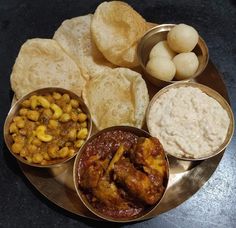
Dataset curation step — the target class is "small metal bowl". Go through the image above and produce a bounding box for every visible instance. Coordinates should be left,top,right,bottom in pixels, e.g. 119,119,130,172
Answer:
137,24,209,87
73,126,169,222
146,82,234,161
4,87,92,168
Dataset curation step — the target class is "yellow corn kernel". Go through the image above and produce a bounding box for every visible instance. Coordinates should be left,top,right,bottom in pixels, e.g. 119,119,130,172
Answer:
30,95,38,100
36,125,53,142
21,99,31,108
11,133,17,140
44,95,54,103
27,110,40,121
32,153,43,163
12,135,25,143
40,160,47,165
30,96,39,109
13,116,22,122
77,128,88,139
37,96,50,108
52,92,62,100
48,119,59,129
71,112,78,122
63,104,72,113
80,121,87,128
27,144,38,154
68,149,75,157
12,143,24,154
26,156,32,163
48,144,59,158
58,147,69,158
19,108,28,116
31,138,42,146
9,122,18,133
19,129,27,136
20,149,27,157
59,113,71,122
77,113,87,122
42,152,51,161
61,94,70,103
50,103,62,119
42,108,53,118
70,99,79,108
75,140,85,148
27,135,34,145
16,118,25,128
67,128,77,141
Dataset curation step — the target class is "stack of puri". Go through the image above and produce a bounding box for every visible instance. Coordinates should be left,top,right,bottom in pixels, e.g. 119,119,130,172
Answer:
10,1,153,130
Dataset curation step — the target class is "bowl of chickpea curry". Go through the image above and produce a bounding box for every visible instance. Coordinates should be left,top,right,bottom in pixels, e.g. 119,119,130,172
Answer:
4,87,92,167
73,126,169,222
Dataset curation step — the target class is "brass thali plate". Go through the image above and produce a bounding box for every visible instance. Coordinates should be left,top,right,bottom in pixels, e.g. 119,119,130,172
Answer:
18,60,231,221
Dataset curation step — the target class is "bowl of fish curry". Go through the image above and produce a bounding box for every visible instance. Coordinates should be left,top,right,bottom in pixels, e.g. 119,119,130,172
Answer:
73,126,169,222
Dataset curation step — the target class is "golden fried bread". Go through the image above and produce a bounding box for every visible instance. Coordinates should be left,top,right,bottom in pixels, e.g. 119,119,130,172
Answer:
10,38,86,98
82,67,149,130
91,1,149,68
53,14,115,80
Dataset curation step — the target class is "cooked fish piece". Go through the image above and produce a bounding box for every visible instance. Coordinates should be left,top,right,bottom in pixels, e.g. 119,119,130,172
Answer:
80,162,104,189
130,137,167,176
114,158,164,205
92,177,130,210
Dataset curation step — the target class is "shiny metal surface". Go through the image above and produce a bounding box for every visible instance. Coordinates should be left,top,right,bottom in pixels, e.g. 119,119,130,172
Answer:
4,87,92,168
137,24,209,87
146,81,234,161
17,60,232,221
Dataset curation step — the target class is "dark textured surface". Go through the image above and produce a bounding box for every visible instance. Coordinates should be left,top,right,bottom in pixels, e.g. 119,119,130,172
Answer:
0,0,235,227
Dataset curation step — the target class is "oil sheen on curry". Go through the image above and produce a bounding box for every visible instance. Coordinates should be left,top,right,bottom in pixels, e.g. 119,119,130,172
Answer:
77,130,168,219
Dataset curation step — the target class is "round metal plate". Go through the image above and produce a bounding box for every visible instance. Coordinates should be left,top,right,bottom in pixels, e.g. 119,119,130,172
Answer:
18,60,230,221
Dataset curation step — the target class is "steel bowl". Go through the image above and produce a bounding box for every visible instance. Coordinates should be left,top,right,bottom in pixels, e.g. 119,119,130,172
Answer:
73,126,169,222
146,82,234,161
4,87,92,168
137,24,209,87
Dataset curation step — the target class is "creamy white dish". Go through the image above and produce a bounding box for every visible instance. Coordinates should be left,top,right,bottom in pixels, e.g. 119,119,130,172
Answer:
148,86,230,158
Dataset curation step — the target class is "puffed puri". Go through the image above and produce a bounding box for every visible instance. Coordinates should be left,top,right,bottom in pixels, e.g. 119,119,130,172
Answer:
82,67,149,130
10,38,86,99
91,1,149,68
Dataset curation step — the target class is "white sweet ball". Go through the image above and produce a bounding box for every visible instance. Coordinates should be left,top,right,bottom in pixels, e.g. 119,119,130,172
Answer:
146,56,176,81
149,41,176,60
167,24,199,53
173,52,199,80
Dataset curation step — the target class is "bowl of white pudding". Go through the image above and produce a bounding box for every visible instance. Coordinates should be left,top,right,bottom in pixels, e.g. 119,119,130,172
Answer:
146,82,234,160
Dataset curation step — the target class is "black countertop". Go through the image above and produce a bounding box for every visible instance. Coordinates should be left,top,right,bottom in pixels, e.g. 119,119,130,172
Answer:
0,0,235,227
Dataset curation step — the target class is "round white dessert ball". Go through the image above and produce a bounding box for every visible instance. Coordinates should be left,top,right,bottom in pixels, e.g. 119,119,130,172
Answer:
146,56,176,81
167,24,199,53
173,52,199,80
149,41,176,60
